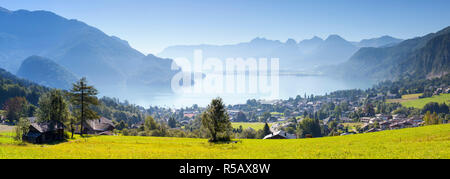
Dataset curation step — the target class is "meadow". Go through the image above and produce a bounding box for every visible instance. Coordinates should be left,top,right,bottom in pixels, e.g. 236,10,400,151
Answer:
0,124,449,159
387,93,450,109
231,122,271,130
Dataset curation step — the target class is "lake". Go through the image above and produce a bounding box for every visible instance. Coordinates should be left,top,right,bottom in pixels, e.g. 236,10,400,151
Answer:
104,74,374,108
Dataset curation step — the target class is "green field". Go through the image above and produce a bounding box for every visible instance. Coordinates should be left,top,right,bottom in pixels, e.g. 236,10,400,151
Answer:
0,124,449,159
231,122,271,130
387,93,450,109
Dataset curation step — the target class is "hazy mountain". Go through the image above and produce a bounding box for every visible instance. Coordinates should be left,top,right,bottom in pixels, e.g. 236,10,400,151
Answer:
159,35,401,71
357,36,403,48
17,56,77,89
0,7,180,96
333,26,450,81
303,35,359,65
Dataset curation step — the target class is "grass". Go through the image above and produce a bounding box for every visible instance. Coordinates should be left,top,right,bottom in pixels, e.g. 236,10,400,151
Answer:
0,124,449,159
387,93,450,109
231,122,271,130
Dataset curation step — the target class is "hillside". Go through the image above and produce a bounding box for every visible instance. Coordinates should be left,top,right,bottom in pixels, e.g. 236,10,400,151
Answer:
388,94,450,109
0,68,49,106
0,124,448,159
334,26,450,81
17,56,77,89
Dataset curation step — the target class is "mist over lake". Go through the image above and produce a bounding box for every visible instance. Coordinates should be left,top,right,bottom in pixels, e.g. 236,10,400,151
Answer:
105,75,374,108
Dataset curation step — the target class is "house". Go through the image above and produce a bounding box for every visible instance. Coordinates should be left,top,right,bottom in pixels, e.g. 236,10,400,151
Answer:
340,117,353,123
323,117,335,125
392,114,406,120
360,117,372,123
23,120,66,144
375,114,390,121
80,117,115,135
263,131,296,139
183,113,196,119
379,121,391,130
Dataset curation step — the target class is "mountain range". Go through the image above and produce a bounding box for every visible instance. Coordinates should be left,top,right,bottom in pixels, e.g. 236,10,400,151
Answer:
0,7,179,96
333,26,450,81
158,34,402,71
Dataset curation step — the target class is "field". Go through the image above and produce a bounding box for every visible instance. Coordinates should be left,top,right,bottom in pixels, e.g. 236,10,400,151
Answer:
387,93,450,108
231,122,271,130
0,124,449,159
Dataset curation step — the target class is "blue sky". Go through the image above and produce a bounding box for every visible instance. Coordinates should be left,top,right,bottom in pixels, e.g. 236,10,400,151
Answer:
1,0,449,54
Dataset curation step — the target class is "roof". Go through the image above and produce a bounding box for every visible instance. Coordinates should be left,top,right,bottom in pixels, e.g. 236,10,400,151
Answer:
30,120,65,133
263,130,296,139
84,117,115,132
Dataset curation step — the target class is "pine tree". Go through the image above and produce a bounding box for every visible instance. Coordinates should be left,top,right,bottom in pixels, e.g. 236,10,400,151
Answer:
263,122,271,136
69,77,99,136
201,97,232,142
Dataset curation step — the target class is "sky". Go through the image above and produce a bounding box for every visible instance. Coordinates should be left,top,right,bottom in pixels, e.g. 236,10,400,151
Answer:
1,0,449,54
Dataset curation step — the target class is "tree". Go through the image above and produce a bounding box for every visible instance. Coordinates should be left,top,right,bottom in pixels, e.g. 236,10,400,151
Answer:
262,122,271,136
14,117,30,142
3,97,28,123
297,117,322,138
168,116,177,128
201,97,232,142
36,90,69,123
235,111,247,122
69,77,99,136
144,116,158,130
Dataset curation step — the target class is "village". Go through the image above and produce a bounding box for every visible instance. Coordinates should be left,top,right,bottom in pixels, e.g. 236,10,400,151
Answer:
1,76,448,143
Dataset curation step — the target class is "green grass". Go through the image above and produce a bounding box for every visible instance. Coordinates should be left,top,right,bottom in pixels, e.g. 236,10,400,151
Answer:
231,122,271,130
387,93,450,109
401,94,450,109
270,112,284,116
1,124,449,159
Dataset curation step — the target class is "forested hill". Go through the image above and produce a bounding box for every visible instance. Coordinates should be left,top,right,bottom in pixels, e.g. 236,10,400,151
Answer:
17,56,78,90
0,68,49,106
333,26,450,81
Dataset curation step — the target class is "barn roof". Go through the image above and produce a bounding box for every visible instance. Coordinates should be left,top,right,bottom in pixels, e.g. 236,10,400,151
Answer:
30,120,66,133
85,117,115,132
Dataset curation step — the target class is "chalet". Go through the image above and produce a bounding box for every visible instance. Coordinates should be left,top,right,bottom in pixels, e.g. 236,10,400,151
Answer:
23,120,66,144
263,131,296,139
79,117,115,135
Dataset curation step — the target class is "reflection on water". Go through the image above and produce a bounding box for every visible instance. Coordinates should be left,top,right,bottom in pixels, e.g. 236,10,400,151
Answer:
101,75,374,108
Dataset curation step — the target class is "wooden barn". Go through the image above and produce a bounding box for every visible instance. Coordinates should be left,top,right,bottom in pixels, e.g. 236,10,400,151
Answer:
79,117,115,135
23,120,66,144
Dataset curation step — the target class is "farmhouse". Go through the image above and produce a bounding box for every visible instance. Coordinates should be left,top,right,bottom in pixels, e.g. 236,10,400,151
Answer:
23,120,66,144
80,117,115,135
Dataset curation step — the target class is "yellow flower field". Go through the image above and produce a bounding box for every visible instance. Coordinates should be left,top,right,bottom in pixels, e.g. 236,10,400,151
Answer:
0,124,449,159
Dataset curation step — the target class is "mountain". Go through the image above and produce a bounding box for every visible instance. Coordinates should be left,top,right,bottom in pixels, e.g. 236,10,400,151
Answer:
357,36,403,48
303,35,359,65
17,56,77,89
159,35,402,71
0,7,180,98
333,26,450,81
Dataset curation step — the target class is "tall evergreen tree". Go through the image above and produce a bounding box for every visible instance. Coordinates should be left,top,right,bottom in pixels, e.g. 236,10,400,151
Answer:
201,97,232,142
69,77,99,136
262,122,271,136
